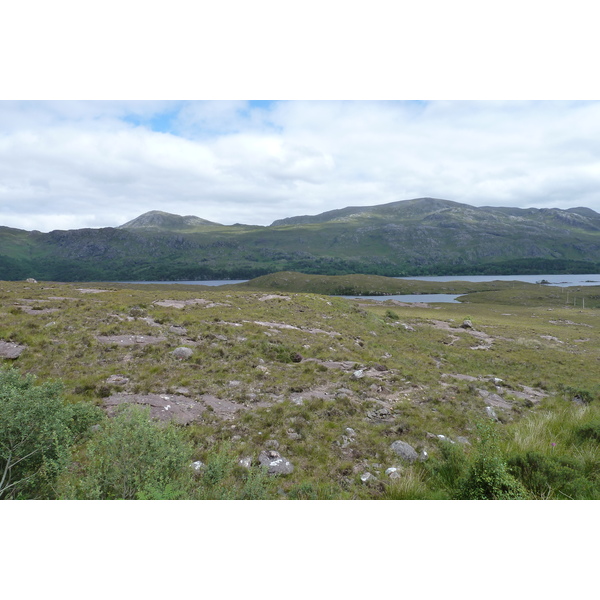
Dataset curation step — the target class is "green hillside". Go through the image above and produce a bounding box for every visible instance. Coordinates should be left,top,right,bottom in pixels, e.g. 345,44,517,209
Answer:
3,198,600,281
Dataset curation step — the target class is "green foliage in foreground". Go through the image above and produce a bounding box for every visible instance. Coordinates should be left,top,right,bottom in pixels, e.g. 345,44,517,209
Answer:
0,367,77,498
62,404,194,500
454,422,527,499
422,400,600,500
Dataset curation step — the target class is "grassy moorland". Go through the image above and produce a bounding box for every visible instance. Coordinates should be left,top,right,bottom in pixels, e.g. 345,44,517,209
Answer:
2,275,600,499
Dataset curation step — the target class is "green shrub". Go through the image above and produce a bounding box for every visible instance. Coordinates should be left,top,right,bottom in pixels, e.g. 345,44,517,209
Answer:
66,404,193,500
557,384,595,404
574,421,600,443
0,366,73,499
68,401,105,440
455,422,528,500
507,451,598,499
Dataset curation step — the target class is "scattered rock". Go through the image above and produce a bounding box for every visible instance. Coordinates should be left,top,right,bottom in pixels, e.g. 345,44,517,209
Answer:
360,472,376,483
258,450,294,475
154,298,230,309
337,426,357,448
191,460,204,471
16,305,59,315
390,440,418,462
169,326,188,335
353,369,365,379
289,388,332,406
291,352,303,363
510,386,547,405
258,294,291,302
366,407,393,422
478,389,512,409
140,317,161,328
171,347,193,360
103,393,205,425
201,395,246,420
96,334,167,346
106,374,130,385
265,439,280,450
25,278,38,283
239,456,253,469
540,335,563,344
461,319,474,329
441,373,479,382
485,406,498,420
0,341,27,359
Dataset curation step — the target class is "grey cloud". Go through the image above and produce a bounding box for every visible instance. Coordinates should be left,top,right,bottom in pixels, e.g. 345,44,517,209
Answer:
2,101,600,231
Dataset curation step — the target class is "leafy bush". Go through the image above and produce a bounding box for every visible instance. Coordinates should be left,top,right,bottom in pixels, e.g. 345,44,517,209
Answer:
0,366,73,499
455,422,528,500
65,404,193,500
68,401,105,440
557,384,595,404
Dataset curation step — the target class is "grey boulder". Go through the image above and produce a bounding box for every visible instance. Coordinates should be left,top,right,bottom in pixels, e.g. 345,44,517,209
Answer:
390,440,418,462
171,347,193,360
258,450,294,475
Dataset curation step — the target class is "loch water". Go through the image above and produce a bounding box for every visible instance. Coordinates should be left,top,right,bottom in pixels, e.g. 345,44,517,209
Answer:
117,274,600,304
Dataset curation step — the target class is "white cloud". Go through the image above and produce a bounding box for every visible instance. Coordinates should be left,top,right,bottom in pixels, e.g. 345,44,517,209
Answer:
2,100,600,231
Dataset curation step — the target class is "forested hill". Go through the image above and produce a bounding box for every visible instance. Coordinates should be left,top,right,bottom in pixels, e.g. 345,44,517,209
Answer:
3,198,600,281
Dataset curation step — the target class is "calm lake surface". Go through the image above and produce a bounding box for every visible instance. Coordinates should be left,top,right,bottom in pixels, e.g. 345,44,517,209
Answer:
118,274,600,304
121,274,600,287
395,274,600,287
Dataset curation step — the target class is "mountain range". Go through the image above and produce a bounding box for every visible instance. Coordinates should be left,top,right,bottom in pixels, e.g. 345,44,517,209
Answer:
3,198,600,281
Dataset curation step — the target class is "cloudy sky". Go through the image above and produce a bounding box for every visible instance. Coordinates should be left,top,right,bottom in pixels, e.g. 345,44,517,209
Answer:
3,100,600,232
2,3,600,233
